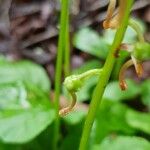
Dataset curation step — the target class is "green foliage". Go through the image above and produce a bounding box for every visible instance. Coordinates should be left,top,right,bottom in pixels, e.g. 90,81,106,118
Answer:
60,120,84,150
103,80,141,101
73,28,109,59
141,80,150,109
0,11,149,150
0,106,54,143
90,100,135,145
133,42,150,61
72,60,102,74
0,124,55,150
103,27,137,44
103,19,145,45
126,109,150,134
93,136,150,150
76,76,98,102
63,110,86,125
0,58,50,92
0,57,54,144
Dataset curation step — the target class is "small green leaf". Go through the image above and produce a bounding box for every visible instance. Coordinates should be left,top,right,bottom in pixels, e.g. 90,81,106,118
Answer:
126,109,150,134
73,28,109,59
103,80,141,102
93,136,150,150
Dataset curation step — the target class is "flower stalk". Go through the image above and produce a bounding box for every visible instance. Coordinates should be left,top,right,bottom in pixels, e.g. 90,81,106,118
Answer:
79,0,134,149
53,0,69,149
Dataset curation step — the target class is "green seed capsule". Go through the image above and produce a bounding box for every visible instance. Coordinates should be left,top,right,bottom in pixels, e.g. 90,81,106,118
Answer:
63,75,83,92
133,42,150,61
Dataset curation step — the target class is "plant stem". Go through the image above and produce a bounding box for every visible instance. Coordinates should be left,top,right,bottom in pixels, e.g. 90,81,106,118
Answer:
129,18,145,42
64,8,70,77
78,69,102,81
53,0,69,149
79,1,134,150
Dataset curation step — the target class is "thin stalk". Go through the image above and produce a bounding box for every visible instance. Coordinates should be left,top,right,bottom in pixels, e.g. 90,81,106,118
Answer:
79,1,134,150
53,0,69,149
64,9,70,77
129,18,145,42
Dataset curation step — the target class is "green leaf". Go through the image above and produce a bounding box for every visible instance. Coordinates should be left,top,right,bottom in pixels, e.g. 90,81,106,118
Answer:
103,27,136,44
0,58,54,144
63,110,86,125
76,76,98,102
0,107,54,144
0,59,50,92
0,124,55,150
60,121,84,150
103,80,141,102
0,141,19,150
72,60,102,74
93,136,150,150
90,100,135,145
126,109,150,134
0,82,55,144
103,20,146,45
0,82,30,110
141,80,150,109
73,28,109,59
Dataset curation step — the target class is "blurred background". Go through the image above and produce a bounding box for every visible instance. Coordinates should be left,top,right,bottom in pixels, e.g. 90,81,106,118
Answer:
0,0,150,150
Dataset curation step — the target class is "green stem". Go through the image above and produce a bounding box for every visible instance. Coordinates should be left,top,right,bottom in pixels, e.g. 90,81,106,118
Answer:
129,18,145,42
53,0,69,149
79,1,134,150
78,69,102,81
64,8,70,77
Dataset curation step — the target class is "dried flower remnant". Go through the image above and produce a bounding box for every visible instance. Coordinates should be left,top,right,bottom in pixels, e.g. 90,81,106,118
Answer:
131,56,143,77
119,59,143,90
59,92,77,116
119,60,132,90
103,0,126,29
118,19,145,91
